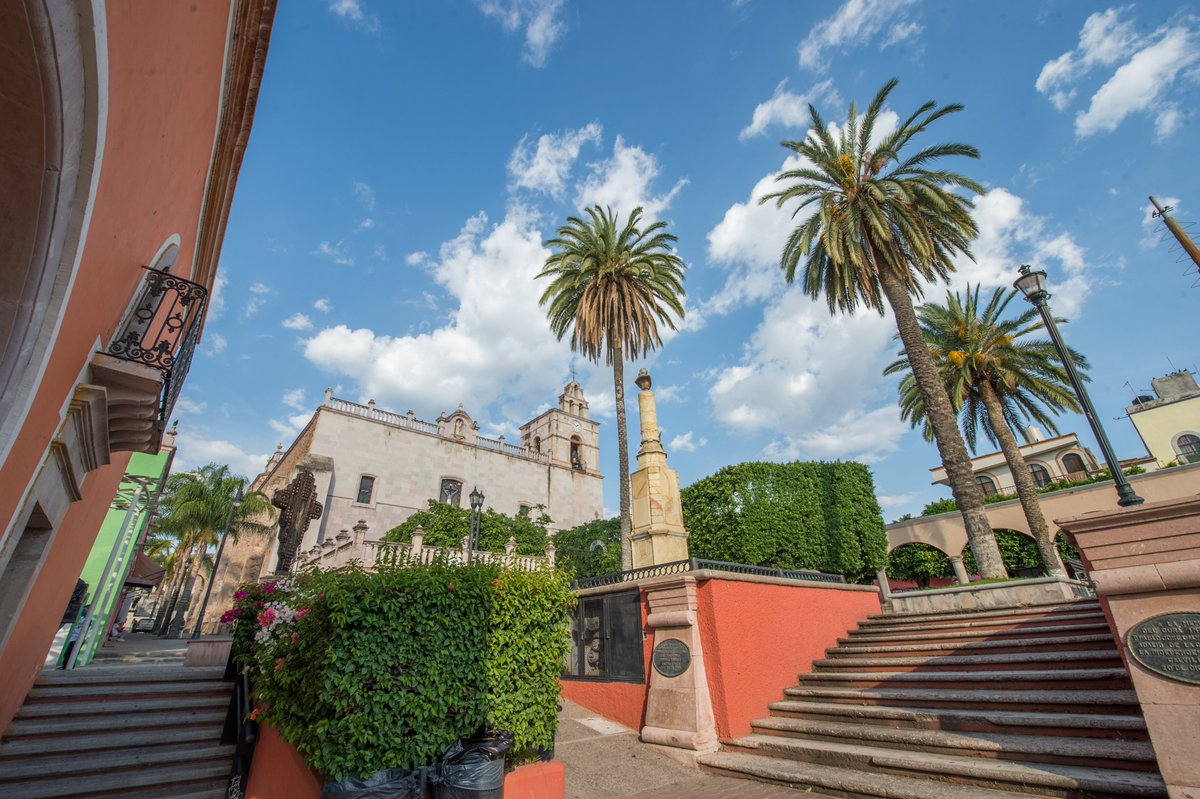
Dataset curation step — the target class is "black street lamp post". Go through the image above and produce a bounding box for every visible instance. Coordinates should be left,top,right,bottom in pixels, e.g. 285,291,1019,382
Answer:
191,480,245,639
468,486,484,563
1013,265,1143,507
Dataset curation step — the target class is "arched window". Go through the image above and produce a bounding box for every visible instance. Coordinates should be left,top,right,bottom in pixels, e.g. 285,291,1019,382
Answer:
533,436,541,454
976,474,998,497
1029,463,1052,488
439,478,463,506
1177,434,1200,463
570,436,583,470
1062,452,1087,477
356,475,375,504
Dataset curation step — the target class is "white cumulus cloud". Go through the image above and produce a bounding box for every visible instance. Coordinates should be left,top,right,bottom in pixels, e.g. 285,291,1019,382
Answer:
740,80,837,141
575,136,688,221
509,123,602,198
799,0,920,71
314,298,333,313
476,0,566,68
316,241,355,266
174,433,269,479
328,0,380,33
668,431,707,453
282,312,314,331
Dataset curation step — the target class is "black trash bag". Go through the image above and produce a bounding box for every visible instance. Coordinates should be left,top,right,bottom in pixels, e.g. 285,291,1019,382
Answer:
433,726,515,799
321,766,431,799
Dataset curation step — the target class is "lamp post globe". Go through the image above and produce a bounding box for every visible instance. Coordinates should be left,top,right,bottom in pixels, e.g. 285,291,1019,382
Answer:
1012,265,1143,508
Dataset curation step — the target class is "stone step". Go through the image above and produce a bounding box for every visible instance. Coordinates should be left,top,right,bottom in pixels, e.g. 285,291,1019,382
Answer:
858,611,1107,634
766,700,1149,739
15,695,229,719
844,621,1112,643
5,709,227,737
0,724,225,757
26,680,230,700
749,716,1157,770
109,782,227,799
868,600,1101,624
0,761,231,799
721,734,1167,797
0,744,234,781
782,686,1142,713
699,751,1047,799
34,665,224,686
831,632,1116,657
815,649,1123,672
797,668,1131,691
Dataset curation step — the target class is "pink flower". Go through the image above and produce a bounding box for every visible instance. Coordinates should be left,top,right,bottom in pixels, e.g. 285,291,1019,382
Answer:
257,608,277,628
254,601,264,608
249,708,262,721
219,609,240,624
290,632,299,645
294,607,309,619
233,589,248,601
274,658,285,672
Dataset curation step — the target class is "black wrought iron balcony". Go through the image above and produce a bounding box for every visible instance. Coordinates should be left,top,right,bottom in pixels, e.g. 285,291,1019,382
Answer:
90,268,208,453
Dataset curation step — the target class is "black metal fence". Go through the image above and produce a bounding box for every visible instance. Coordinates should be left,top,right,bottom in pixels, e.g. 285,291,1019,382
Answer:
570,558,846,590
106,267,208,426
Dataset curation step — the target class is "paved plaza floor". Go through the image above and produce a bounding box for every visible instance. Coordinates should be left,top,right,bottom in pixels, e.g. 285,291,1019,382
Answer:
556,700,807,799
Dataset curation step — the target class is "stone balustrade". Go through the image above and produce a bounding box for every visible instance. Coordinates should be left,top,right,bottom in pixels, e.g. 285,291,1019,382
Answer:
293,519,556,574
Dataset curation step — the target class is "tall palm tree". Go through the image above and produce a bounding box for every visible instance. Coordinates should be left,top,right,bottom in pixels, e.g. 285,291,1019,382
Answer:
759,78,1006,578
885,285,1087,577
158,464,273,636
538,206,687,570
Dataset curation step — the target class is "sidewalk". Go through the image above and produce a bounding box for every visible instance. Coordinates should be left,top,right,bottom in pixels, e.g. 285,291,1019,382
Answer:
88,632,191,664
556,700,807,799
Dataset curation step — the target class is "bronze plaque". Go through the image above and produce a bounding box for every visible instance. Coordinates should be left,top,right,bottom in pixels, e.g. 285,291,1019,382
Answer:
652,638,691,678
1126,612,1200,686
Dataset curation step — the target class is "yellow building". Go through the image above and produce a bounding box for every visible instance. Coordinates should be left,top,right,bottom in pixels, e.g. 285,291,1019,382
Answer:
1127,371,1200,466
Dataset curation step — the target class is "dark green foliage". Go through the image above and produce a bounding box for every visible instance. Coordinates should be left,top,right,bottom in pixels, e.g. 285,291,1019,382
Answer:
246,561,572,779
383,501,550,555
680,461,887,582
550,517,621,580
921,497,959,516
890,531,1081,585
962,529,1043,573
886,543,952,588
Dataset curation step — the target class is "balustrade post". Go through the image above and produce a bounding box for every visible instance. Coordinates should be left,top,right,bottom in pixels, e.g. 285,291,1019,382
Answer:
504,536,517,564
461,535,471,564
545,540,556,568
411,525,424,561
353,519,368,562
324,387,333,406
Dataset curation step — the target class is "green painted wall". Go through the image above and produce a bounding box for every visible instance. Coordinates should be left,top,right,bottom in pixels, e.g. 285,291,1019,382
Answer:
73,448,173,665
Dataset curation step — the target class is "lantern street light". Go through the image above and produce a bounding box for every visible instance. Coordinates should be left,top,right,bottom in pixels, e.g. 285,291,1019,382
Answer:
191,480,245,639
1013,265,1143,507
468,486,485,563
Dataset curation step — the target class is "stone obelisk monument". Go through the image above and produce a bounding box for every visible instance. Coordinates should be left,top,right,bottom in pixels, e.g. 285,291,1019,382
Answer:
630,369,689,568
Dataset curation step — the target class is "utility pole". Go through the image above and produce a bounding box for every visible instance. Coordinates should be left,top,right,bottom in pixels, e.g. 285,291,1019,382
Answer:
1149,196,1200,273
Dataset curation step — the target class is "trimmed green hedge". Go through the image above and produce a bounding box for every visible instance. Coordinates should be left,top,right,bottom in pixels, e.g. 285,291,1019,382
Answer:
383,500,550,555
550,517,621,580
919,465,1148,517
241,561,573,779
680,461,887,582
888,531,1081,584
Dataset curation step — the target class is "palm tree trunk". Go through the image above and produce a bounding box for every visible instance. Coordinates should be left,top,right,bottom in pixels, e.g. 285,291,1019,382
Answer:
876,266,1006,579
612,349,632,570
166,545,205,638
154,547,192,634
978,381,1065,578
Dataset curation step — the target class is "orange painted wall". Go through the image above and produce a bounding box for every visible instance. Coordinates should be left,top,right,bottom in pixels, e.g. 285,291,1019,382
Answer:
559,587,652,733
0,1,232,727
697,580,880,739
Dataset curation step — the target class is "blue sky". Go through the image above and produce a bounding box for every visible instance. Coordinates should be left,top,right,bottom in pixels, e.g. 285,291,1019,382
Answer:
176,0,1200,522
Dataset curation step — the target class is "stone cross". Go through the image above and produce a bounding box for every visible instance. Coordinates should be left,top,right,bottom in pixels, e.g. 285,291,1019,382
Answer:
272,469,323,575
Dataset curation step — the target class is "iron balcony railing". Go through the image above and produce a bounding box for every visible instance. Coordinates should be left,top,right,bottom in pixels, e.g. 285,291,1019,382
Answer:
106,267,208,426
571,558,847,590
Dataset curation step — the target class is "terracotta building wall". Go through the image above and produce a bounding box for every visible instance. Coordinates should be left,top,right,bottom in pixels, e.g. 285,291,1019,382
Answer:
0,1,234,727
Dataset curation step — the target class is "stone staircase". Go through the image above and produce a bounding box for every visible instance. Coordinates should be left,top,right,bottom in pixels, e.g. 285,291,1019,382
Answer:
699,598,1168,798
0,665,234,798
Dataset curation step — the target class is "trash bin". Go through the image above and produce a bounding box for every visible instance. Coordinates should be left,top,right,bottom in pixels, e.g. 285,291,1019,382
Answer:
433,726,515,799
321,766,431,799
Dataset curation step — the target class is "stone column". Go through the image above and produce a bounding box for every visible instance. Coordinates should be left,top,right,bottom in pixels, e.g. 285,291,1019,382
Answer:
948,555,971,585
640,576,718,755
630,370,689,569
1058,496,1200,799
411,525,425,561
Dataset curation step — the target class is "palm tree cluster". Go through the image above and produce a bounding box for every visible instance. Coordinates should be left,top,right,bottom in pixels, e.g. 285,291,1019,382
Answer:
538,205,686,569
759,78,1006,578
885,285,1087,576
148,463,273,637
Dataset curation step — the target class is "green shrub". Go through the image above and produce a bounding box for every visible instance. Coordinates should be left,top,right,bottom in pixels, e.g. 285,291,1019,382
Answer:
550,518,621,579
918,465,1148,517
886,543,952,588
383,500,550,555
680,461,887,582
244,560,572,779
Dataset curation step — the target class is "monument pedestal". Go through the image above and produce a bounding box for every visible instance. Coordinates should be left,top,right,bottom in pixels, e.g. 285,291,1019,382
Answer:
1058,496,1200,799
639,576,718,754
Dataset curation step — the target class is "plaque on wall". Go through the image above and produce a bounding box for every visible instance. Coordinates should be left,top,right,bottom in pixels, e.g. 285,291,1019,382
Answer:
1125,612,1200,686
652,638,691,678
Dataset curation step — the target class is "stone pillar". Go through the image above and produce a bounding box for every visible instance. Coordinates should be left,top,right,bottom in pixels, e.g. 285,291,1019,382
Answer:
640,576,718,754
1058,496,1200,799
411,525,425,560
948,555,971,585
505,536,517,557
323,387,332,405
630,370,689,569
875,569,892,603
545,541,556,567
